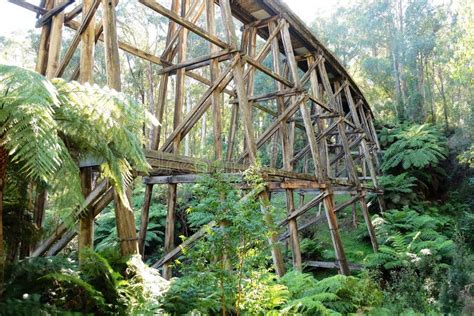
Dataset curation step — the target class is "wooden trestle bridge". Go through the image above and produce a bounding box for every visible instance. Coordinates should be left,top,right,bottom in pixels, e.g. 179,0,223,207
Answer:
11,0,385,277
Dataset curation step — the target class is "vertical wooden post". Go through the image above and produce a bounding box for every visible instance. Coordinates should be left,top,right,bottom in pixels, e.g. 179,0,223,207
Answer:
78,168,94,252
206,0,222,160
79,0,96,84
226,102,238,161
102,0,121,90
141,0,180,260
45,0,64,79
103,0,139,256
78,0,96,255
138,184,153,256
163,0,189,280
163,183,177,279
151,0,179,150
36,0,53,75
270,21,301,271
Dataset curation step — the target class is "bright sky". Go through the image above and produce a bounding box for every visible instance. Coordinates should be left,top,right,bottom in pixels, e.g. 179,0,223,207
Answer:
0,0,346,37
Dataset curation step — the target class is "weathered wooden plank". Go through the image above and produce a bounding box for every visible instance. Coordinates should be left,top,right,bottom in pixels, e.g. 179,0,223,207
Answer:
244,55,294,88
102,0,120,90
152,220,217,268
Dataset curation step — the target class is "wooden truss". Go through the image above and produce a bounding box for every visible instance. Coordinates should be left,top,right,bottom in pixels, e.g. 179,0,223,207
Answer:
11,0,385,277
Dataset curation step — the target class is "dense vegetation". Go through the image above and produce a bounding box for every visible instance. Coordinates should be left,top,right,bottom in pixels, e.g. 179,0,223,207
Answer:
0,0,473,314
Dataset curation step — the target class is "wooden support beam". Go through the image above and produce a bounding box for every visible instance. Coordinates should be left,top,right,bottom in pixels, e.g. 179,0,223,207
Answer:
102,0,120,90
152,220,217,268
46,187,114,256
146,150,320,181
65,3,82,21
31,181,110,257
221,0,285,276
79,0,96,84
290,117,341,164
306,260,363,271
34,0,53,75
160,0,203,58
150,0,177,151
78,168,94,256
138,184,153,256
102,0,139,256
156,49,236,75
54,0,100,78
279,192,327,226
163,0,189,279
244,56,294,88
206,0,223,161
35,0,74,28
46,0,65,78
318,62,379,253
160,58,237,153
240,94,307,161
344,85,385,212
270,19,302,271
139,0,228,49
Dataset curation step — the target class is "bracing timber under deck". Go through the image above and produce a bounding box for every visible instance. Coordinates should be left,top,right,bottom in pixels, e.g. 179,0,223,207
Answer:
11,0,385,277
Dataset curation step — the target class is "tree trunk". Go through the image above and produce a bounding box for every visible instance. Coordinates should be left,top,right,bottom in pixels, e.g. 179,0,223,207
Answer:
437,68,449,131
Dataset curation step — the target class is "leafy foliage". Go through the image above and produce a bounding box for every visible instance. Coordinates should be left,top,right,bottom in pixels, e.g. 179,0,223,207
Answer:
367,206,455,270
161,172,274,314
458,144,474,168
0,64,155,219
382,124,447,172
376,173,418,208
280,271,382,315
380,124,448,195
2,251,165,315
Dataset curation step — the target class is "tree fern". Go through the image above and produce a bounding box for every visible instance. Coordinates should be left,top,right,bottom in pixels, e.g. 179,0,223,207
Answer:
0,64,156,220
0,64,66,182
280,272,382,314
381,124,448,194
376,173,417,207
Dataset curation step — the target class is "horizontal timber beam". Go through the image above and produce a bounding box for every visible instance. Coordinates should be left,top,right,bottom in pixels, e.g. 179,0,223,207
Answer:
305,260,363,270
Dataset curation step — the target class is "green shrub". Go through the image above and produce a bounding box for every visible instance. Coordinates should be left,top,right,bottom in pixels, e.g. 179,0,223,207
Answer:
280,271,382,315
2,251,164,315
